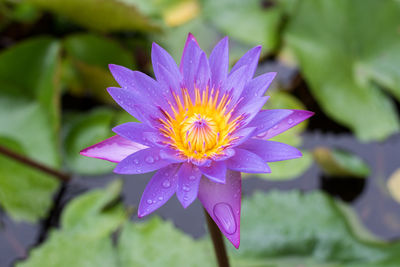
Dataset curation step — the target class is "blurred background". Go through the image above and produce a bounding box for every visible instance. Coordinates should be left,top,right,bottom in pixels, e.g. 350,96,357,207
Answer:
0,0,400,266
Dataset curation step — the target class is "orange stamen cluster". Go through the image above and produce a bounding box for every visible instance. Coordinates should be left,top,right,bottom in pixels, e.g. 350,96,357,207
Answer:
158,87,242,162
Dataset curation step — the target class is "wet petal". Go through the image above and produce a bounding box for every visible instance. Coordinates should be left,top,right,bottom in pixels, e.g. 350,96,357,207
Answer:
233,96,269,127
240,72,276,106
180,39,203,94
112,122,156,146
230,127,257,147
180,33,199,72
155,63,182,102
199,160,227,184
239,139,302,162
227,148,270,173
80,135,147,163
230,46,261,82
209,36,229,88
221,65,248,104
248,109,294,135
176,163,202,208
138,164,180,217
256,110,314,139
108,64,135,89
107,87,162,126
114,148,172,174
195,52,211,92
198,170,241,248
109,65,168,108
151,42,181,85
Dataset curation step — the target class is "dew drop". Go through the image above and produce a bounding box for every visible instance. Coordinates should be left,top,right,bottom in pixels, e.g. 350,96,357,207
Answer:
162,180,171,188
158,196,164,201
146,199,153,204
288,118,294,125
183,185,190,192
133,159,139,164
145,156,154,163
213,203,237,234
189,175,196,180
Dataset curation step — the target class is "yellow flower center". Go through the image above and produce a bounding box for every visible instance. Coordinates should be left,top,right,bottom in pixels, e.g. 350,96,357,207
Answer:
159,87,242,162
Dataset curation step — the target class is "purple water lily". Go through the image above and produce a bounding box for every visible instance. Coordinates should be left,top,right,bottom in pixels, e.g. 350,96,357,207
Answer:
81,33,313,248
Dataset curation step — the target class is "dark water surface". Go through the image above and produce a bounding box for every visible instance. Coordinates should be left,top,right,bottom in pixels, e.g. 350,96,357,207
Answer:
1,132,400,266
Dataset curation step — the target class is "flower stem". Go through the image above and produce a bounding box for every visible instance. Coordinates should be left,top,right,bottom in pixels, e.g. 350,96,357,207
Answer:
0,145,70,182
204,208,230,267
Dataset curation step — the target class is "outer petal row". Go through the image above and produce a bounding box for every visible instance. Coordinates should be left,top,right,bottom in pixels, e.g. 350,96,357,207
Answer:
80,135,147,163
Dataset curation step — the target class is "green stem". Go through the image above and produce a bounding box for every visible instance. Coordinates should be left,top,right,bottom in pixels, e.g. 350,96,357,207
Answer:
204,208,230,267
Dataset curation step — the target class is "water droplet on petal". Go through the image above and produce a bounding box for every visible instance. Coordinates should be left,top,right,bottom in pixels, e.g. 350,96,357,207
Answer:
146,199,153,204
133,159,139,164
288,118,294,125
158,196,164,201
189,175,196,180
213,203,237,235
183,185,190,192
145,156,154,163
162,180,171,188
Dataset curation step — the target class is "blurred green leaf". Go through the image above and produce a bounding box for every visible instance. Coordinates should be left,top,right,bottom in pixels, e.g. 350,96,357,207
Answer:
202,0,284,53
230,190,400,267
313,147,370,178
0,37,61,222
118,216,216,267
0,137,59,223
63,108,116,175
63,33,135,102
286,0,400,141
64,33,134,69
244,91,312,180
17,180,125,267
0,37,61,167
27,0,160,32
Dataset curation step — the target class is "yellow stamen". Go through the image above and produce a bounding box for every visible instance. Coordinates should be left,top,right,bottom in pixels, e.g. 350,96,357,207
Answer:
159,87,240,161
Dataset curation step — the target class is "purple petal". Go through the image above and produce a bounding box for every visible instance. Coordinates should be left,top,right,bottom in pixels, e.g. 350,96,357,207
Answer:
112,122,156,146
232,96,269,127
108,64,135,89
199,160,227,184
209,37,229,88
256,110,315,139
180,39,203,94
214,148,235,161
247,109,294,135
230,46,261,81
239,139,302,162
155,63,182,103
152,42,181,85
230,127,257,147
176,163,202,208
239,72,276,107
180,33,198,72
114,148,172,174
138,164,180,217
198,170,241,248
80,135,147,163
109,65,168,108
159,148,186,163
107,87,162,126
221,65,248,105
227,148,270,173
195,52,211,92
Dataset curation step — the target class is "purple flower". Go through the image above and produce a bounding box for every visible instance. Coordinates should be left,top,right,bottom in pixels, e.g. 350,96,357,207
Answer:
80,33,313,248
